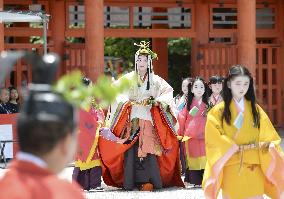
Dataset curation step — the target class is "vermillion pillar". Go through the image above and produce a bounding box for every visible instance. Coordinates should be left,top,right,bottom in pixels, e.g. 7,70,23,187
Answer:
50,0,66,75
0,0,4,51
237,0,256,76
277,0,284,127
191,2,209,77
152,8,168,80
152,38,169,80
85,0,104,82
152,38,168,80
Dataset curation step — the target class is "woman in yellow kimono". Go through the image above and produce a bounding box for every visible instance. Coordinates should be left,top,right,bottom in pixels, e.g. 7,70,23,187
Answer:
203,65,284,199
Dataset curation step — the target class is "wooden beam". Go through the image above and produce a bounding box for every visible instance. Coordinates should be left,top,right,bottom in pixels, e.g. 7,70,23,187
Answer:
256,30,279,38
4,0,49,4
4,27,52,37
65,29,85,37
104,0,193,2
201,0,276,3
209,30,279,38
65,28,196,38
209,31,236,38
4,43,53,55
104,2,193,7
102,0,195,6
104,28,196,38
5,43,44,49
4,0,50,11
5,0,276,4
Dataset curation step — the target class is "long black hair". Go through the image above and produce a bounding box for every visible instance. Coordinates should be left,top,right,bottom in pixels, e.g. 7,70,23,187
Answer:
208,75,224,97
209,75,224,85
186,76,209,111
177,77,194,97
222,65,260,128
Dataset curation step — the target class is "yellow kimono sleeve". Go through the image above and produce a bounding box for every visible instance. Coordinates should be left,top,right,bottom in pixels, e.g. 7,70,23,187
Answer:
258,106,284,198
203,105,239,199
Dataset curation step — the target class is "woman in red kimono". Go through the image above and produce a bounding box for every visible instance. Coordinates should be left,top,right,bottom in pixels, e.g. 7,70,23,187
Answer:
99,41,184,191
72,77,105,191
177,77,209,187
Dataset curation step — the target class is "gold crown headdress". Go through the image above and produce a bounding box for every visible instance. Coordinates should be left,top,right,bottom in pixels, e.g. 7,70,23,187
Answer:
134,41,158,60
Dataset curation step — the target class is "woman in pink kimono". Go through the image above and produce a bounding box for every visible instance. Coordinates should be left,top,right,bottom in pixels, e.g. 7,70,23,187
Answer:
174,77,193,175
208,75,223,108
177,77,209,186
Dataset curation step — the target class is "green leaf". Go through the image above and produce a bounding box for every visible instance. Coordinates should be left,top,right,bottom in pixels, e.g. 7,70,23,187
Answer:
53,70,132,109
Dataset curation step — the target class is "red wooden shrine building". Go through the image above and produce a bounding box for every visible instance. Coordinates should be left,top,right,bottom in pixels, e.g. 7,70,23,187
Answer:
0,0,284,127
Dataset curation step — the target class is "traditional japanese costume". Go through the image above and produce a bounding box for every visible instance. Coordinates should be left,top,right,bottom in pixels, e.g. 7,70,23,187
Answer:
203,99,284,199
208,94,223,107
177,98,207,185
99,41,184,190
73,104,105,190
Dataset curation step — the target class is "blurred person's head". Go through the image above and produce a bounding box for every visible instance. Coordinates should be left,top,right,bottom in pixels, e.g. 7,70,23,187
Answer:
0,88,10,103
181,77,194,96
17,89,78,174
9,86,19,103
208,75,223,95
82,76,91,86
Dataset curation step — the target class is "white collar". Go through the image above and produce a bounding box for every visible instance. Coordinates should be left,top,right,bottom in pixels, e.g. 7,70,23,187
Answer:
212,93,220,100
233,97,245,112
17,151,48,169
194,97,202,106
180,95,186,101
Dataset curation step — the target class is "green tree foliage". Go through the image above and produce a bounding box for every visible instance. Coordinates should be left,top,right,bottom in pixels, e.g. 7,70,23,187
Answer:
104,38,149,72
104,37,191,96
52,37,191,102
168,38,191,96
168,38,191,56
54,71,135,109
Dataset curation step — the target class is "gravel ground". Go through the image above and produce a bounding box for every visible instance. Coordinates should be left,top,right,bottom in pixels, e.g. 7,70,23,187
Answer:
84,187,206,199
1,139,282,198
62,167,207,199
0,166,271,199
58,167,270,199
0,165,206,199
